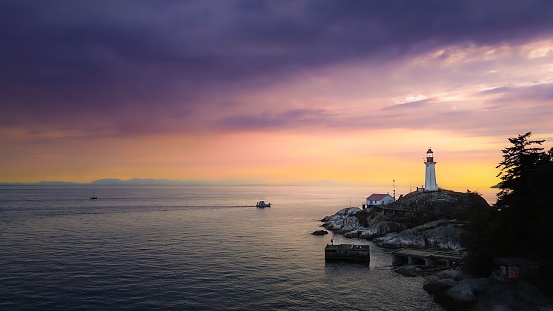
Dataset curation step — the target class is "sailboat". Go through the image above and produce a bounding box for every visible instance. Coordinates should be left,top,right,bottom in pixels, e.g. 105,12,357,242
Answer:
90,189,98,200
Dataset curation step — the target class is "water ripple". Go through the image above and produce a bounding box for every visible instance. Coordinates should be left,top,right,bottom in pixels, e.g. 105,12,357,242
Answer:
0,186,444,310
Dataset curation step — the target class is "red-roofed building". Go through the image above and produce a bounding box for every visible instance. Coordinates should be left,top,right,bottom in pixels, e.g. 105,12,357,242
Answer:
366,193,394,206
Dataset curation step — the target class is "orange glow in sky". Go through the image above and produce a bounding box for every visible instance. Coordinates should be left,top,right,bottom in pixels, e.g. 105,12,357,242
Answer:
1,2,552,191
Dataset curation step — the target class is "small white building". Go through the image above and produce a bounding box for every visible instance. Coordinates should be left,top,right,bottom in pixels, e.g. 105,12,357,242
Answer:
366,193,395,206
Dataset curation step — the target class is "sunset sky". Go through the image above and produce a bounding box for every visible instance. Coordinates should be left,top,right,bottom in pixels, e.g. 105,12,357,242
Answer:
2,0,553,191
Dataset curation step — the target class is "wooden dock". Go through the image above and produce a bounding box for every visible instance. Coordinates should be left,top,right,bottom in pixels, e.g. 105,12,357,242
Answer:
392,248,464,267
324,244,370,263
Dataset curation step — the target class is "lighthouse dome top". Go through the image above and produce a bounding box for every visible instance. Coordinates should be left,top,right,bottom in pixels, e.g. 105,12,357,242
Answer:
425,148,435,163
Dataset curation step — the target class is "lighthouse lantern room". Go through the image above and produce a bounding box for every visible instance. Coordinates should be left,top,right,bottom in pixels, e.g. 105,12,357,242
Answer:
424,148,438,191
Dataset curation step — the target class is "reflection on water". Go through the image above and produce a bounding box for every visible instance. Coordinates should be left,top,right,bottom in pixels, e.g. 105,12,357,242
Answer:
0,186,444,310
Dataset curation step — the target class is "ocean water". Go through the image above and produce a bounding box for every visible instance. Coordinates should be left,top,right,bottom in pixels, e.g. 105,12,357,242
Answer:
0,185,445,310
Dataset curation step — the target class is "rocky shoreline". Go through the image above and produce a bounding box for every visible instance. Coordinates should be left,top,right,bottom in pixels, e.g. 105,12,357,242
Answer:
320,190,552,310
390,265,551,310
320,191,481,252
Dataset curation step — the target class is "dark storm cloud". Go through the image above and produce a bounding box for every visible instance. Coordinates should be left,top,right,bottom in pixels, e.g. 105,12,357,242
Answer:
2,0,553,135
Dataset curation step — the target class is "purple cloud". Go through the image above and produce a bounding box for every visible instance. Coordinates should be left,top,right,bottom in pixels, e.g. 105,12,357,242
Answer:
214,108,330,131
2,0,553,137
383,100,432,111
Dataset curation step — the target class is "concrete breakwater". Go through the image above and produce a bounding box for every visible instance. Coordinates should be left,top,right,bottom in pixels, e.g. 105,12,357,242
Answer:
324,244,370,263
392,248,464,267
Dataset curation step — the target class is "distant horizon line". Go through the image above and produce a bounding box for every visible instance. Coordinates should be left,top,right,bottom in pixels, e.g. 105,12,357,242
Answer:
0,177,499,189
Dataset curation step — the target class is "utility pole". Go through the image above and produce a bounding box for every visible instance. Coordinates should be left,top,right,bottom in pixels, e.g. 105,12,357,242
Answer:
393,179,396,200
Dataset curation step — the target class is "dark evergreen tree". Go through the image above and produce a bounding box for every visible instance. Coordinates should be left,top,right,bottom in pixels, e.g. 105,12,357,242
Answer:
496,132,549,210
492,132,551,256
467,132,553,293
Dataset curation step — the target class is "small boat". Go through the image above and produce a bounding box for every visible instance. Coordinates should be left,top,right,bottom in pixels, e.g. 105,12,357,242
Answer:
90,189,98,200
256,201,271,208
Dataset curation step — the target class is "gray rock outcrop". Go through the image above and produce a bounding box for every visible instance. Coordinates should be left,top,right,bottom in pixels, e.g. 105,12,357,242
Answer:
374,219,464,251
321,190,490,252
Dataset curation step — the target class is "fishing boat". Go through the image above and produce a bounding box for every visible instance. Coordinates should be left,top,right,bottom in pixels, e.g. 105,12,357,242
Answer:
256,201,270,208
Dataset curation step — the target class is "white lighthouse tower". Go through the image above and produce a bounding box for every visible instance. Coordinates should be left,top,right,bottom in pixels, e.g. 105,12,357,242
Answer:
424,148,438,191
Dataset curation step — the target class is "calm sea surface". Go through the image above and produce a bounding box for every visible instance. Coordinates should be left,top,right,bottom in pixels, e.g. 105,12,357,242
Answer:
0,185,452,310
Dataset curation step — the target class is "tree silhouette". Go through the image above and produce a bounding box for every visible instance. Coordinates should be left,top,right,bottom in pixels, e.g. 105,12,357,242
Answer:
496,132,550,210
468,132,553,292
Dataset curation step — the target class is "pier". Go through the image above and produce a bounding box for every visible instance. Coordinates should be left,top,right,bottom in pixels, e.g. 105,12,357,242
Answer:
392,248,464,267
324,244,370,263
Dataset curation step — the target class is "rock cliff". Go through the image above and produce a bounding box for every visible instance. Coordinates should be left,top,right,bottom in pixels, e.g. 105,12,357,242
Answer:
321,190,490,251
423,270,552,310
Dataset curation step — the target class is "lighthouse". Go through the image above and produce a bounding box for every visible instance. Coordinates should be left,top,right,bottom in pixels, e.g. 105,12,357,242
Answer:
424,148,438,191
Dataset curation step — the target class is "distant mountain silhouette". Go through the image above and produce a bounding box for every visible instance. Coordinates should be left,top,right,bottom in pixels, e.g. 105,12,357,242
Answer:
90,178,224,186
1,178,264,186
35,181,82,186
